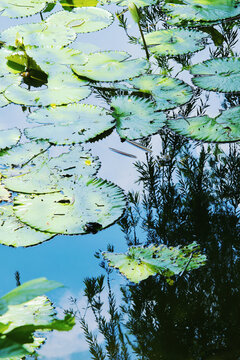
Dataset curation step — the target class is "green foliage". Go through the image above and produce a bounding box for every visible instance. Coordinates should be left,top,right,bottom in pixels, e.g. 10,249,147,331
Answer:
0,0,50,18
103,242,207,283
0,23,76,47
4,72,91,107
0,129,21,150
72,51,149,81
25,103,114,144
0,204,54,247
143,28,207,55
13,178,126,235
168,106,240,142
165,0,240,23
128,74,193,110
46,7,114,33
0,278,75,359
191,57,240,92
111,95,166,139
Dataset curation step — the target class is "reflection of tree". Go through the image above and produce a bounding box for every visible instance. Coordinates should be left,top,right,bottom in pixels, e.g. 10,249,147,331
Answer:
65,8,240,360
118,138,240,360
68,136,240,360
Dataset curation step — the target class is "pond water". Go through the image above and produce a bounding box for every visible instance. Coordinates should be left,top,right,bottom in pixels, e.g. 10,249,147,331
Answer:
0,1,240,359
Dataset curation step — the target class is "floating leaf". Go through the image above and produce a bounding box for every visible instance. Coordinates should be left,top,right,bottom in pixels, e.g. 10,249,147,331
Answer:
0,0,49,18
13,178,126,235
191,57,240,92
0,278,62,310
0,128,21,150
4,70,91,106
25,103,114,144
103,242,206,283
0,185,11,202
111,96,166,139
3,145,101,194
72,51,149,81
60,0,98,9
0,94,9,108
25,46,88,74
0,279,74,359
143,29,207,56
0,141,50,169
165,0,240,23
129,75,193,110
0,205,54,247
46,7,114,33
168,106,240,142
107,0,154,7
0,23,76,48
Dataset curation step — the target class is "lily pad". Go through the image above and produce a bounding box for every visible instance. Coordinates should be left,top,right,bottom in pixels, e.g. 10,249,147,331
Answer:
3,145,101,194
46,7,114,33
0,184,11,202
0,140,50,168
72,51,149,81
0,205,54,247
25,103,114,144
191,57,240,92
0,278,74,359
0,278,62,309
128,75,193,110
13,178,126,234
165,0,240,23
168,106,240,142
0,128,21,150
25,46,88,74
103,242,206,283
0,94,9,108
4,70,91,106
101,0,154,7
0,23,76,48
60,0,98,9
111,96,166,139
0,0,49,18
143,28,207,56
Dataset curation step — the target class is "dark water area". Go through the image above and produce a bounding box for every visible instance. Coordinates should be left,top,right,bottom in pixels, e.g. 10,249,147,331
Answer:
0,1,240,360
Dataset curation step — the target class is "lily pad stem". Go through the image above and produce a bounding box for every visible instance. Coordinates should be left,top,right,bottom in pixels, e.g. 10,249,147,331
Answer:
138,22,150,60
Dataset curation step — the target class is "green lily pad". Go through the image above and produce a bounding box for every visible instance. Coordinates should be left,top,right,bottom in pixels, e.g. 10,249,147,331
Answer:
0,205,54,247
0,140,50,168
60,0,98,9
128,75,193,110
46,7,114,33
25,103,114,144
4,69,91,106
144,28,207,56
25,46,88,74
165,0,240,23
168,106,240,142
101,0,154,7
111,96,166,139
0,184,11,202
0,23,76,48
191,57,240,92
13,178,126,235
72,51,149,81
0,128,21,150
0,278,62,309
0,0,49,18
3,145,101,194
103,242,206,283
0,94,9,108
0,278,74,359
